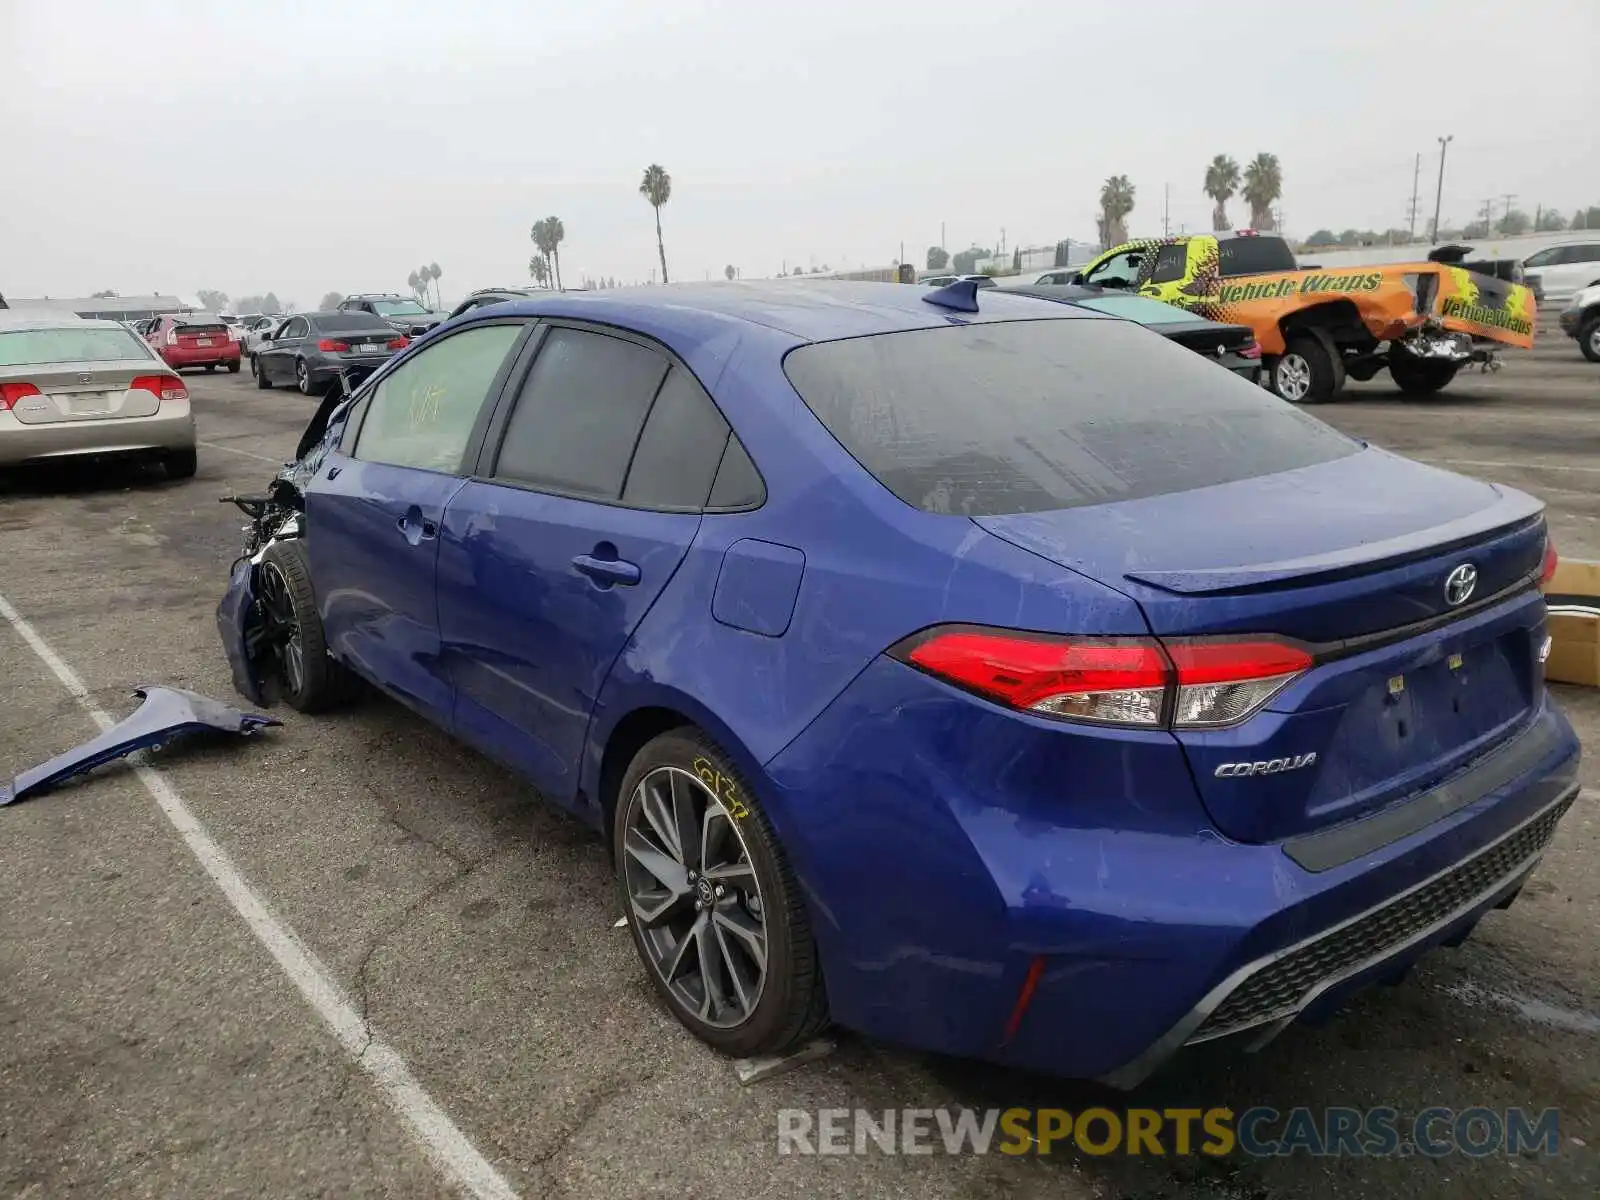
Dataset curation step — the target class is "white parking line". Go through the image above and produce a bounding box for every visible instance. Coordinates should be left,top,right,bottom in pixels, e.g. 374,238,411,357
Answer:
0,592,520,1200
1431,457,1600,476
199,440,284,465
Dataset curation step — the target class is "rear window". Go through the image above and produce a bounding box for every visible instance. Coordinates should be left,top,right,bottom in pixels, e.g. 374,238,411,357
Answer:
0,327,152,366
313,312,391,332
1217,236,1297,277
782,319,1357,516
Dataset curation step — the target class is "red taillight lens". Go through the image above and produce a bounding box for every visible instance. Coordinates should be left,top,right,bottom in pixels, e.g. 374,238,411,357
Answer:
1239,340,1262,359
1540,537,1559,588
387,337,409,350
0,381,42,411
897,628,1169,726
318,339,350,352
894,626,1312,729
130,374,188,402
1164,640,1312,729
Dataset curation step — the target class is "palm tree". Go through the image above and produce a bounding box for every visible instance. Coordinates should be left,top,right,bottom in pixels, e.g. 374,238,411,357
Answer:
1098,175,1136,248
545,216,565,291
528,253,550,288
639,164,672,284
406,269,424,303
1242,153,1283,230
724,264,736,281
1203,154,1241,232
428,262,442,309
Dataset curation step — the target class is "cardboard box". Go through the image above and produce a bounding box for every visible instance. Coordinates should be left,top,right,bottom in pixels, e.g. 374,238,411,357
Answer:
1544,558,1600,688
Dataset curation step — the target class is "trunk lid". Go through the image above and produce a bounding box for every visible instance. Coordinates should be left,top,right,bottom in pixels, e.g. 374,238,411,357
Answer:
976,449,1550,843
175,321,229,349
316,324,399,354
1,361,164,424
1160,321,1255,358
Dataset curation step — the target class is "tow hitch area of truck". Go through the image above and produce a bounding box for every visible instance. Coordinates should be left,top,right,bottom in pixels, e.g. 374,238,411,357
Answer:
0,686,280,807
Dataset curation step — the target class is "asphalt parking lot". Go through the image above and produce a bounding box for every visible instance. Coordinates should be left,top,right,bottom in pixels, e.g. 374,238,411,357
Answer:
2,325,1596,1199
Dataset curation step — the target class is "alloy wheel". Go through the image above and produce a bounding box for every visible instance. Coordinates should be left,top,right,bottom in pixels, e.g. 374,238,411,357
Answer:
296,361,311,394
1590,328,1600,359
621,766,768,1028
257,563,305,696
1275,352,1312,401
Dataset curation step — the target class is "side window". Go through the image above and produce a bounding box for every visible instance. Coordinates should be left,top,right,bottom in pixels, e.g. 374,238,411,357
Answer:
1082,249,1144,287
621,367,729,510
1148,244,1188,284
708,435,765,510
1577,245,1600,264
1523,248,1558,268
491,327,668,500
279,318,307,339
353,324,522,472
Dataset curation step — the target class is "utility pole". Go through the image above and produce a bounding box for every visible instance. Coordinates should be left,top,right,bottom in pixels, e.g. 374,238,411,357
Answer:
1430,134,1453,244
1478,198,1495,238
1499,193,1518,234
940,221,945,252
1407,151,1421,240
1163,182,1170,236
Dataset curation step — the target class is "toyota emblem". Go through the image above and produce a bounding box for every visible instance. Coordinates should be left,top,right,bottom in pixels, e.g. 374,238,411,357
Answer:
1444,563,1478,607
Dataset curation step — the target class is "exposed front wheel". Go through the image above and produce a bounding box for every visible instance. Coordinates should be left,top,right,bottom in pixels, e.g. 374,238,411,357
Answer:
614,730,828,1057
256,540,360,712
1388,349,1461,396
1269,333,1344,404
1579,315,1600,364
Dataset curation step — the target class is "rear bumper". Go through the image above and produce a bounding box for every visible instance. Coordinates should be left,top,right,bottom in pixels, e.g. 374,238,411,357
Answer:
309,353,395,381
161,344,241,368
760,659,1582,1083
0,404,195,466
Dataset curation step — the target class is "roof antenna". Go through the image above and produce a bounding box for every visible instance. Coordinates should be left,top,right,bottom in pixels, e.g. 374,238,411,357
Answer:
921,279,981,313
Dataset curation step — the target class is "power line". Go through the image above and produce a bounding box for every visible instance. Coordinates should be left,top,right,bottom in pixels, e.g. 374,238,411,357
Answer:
1406,152,1421,240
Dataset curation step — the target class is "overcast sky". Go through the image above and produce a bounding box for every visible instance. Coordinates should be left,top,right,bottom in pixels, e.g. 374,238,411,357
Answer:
3,0,1595,306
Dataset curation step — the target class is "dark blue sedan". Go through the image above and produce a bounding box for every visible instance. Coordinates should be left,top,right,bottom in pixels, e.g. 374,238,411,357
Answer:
218,280,1580,1083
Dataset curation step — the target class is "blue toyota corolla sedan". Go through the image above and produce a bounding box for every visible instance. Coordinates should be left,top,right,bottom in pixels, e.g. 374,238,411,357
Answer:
218,280,1580,1085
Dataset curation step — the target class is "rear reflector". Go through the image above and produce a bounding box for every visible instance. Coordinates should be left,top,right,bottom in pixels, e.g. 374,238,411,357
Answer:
892,626,1312,730
318,339,350,352
1540,536,1559,587
0,381,41,411
1240,341,1262,359
130,374,188,402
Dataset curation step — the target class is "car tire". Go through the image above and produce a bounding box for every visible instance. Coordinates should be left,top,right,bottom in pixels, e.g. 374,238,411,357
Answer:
296,359,315,396
205,363,216,373
256,540,360,713
248,354,257,378
614,729,829,1058
1270,332,1344,404
227,359,241,374
256,358,273,389
1388,349,1461,396
165,446,198,479
1579,314,1600,364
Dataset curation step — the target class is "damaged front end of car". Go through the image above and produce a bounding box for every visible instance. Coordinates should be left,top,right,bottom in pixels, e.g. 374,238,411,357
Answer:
215,365,376,705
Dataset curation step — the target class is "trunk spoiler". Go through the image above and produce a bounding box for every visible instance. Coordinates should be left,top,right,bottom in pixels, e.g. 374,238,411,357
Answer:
1124,487,1544,595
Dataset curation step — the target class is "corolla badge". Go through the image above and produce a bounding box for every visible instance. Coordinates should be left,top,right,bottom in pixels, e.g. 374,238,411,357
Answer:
1444,563,1478,607
1214,753,1318,778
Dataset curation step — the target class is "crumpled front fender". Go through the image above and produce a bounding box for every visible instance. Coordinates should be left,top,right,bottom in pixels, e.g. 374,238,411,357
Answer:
217,558,269,706
0,686,279,806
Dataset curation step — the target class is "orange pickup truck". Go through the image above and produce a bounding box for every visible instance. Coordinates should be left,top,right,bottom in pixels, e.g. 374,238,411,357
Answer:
1070,231,1536,403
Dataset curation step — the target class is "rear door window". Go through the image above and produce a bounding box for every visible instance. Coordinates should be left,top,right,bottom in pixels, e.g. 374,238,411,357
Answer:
491,327,668,500
620,366,730,510
1148,244,1189,284
782,319,1357,516
353,323,522,473
1217,236,1297,276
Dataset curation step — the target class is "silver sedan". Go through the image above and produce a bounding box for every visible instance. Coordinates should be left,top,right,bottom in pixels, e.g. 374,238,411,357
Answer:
0,316,197,476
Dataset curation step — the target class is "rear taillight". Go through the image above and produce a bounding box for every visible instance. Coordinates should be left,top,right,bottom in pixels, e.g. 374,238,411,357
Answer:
892,626,1311,730
318,339,350,352
1164,639,1313,729
1540,536,1559,588
1239,340,1262,360
387,337,409,350
0,381,42,411
130,374,188,402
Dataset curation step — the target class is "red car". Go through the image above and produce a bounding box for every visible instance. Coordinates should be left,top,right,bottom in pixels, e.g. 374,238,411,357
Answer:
147,313,242,373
